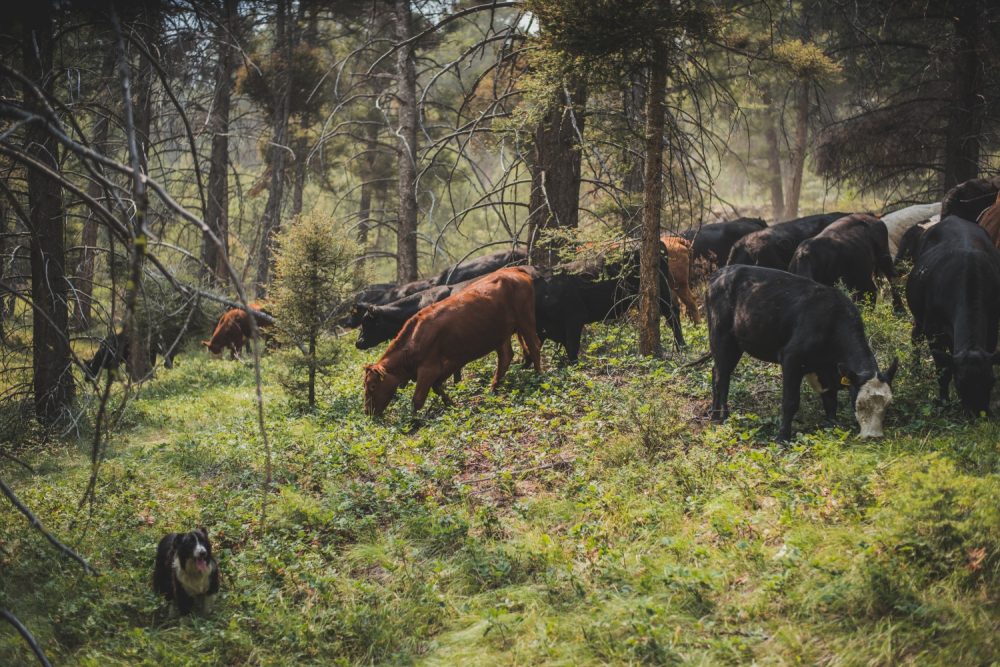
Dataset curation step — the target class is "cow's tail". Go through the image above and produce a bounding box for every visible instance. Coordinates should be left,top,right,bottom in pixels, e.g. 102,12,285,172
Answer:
680,351,713,368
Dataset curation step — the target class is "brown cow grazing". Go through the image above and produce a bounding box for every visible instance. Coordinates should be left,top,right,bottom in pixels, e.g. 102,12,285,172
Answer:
363,267,542,417
660,235,700,323
202,303,271,359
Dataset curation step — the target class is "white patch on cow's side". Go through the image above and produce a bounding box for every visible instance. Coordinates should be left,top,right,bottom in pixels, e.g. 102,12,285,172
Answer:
854,377,892,438
804,373,823,394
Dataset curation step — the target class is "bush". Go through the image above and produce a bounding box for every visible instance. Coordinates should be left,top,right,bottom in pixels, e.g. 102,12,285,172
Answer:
270,212,358,407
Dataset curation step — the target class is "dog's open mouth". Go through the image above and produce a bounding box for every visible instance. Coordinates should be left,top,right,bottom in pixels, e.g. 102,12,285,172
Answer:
195,557,210,573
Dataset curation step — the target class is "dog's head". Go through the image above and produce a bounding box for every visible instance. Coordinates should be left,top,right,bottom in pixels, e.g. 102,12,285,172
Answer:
175,528,213,574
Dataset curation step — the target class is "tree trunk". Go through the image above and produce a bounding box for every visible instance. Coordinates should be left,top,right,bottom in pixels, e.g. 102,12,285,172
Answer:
203,0,237,285
942,0,985,190
255,0,293,296
620,74,644,238
23,5,74,422
527,80,587,266
783,80,809,221
762,86,785,222
290,134,307,218
394,0,419,282
638,49,666,357
355,116,381,280
73,49,115,329
307,333,316,407
127,4,160,381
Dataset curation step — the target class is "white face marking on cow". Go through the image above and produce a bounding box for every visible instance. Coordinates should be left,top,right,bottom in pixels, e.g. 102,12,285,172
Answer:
804,373,823,394
855,377,892,438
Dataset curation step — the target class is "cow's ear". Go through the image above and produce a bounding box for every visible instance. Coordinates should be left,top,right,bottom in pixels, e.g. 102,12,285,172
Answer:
882,357,899,384
837,363,859,387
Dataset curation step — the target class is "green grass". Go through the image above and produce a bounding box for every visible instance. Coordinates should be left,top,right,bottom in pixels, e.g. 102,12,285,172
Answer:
1,302,998,666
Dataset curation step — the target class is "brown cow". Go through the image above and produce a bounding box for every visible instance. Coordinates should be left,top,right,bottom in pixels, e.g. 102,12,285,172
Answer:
660,235,700,323
978,192,1000,249
363,267,542,417
202,302,271,359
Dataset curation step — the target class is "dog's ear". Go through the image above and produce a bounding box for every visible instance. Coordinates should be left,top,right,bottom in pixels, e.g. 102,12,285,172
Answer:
197,526,208,539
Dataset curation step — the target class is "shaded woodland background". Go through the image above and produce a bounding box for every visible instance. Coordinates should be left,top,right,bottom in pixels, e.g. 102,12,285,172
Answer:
1,0,999,662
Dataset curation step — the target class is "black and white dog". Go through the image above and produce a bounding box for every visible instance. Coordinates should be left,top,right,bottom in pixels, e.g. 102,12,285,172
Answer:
153,528,220,614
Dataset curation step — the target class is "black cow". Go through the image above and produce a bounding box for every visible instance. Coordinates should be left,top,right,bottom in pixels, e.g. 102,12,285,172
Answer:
432,248,527,286
789,213,904,310
345,249,527,328
705,265,898,441
941,176,1000,223
344,279,436,328
355,282,469,350
727,212,849,270
681,217,766,273
83,330,175,379
894,217,938,267
906,215,1000,413
533,248,685,362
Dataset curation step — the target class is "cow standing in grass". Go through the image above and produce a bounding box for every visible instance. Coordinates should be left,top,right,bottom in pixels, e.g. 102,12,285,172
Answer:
363,267,541,417
906,215,1000,413
705,265,898,441
789,213,904,311
728,212,849,270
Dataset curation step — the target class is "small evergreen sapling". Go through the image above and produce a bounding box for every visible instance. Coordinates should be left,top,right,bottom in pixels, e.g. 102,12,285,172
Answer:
270,212,358,407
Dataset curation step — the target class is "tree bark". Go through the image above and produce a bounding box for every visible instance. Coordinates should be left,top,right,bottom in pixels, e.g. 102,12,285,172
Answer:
394,0,419,282
126,3,160,381
762,86,785,222
203,0,237,285
73,49,115,329
620,74,644,238
255,0,293,296
23,4,74,422
783,80,809,221
941,0,985,190
527,80,587,266
638,49,666,357
355,116,381,280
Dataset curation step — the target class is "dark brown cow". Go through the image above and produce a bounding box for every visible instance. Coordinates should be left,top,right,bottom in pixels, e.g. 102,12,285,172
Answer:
363,267,542,417
660,235,700,323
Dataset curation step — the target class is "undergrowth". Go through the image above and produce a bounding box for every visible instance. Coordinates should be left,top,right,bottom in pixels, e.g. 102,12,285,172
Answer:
1,300,997,665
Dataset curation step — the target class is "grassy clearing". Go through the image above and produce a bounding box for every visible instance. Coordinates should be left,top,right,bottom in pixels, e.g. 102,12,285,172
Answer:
1,301,998,666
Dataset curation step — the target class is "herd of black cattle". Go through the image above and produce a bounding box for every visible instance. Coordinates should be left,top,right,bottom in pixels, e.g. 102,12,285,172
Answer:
79,175,1000,440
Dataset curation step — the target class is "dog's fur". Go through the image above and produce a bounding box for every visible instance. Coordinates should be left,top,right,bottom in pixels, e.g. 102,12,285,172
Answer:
152,528,220,614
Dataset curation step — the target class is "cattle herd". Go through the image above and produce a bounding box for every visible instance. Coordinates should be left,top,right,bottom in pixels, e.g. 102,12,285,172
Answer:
87,176,1000,441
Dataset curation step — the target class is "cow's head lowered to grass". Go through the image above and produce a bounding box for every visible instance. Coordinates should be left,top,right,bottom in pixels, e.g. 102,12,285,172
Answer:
841,357,899,438
363,363,402,417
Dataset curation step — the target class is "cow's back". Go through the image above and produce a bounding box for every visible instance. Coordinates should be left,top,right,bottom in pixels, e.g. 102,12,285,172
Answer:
908,217,1000,322
388,268,534,365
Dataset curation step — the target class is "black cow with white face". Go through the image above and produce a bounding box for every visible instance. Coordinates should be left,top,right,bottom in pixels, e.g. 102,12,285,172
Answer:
727,212,849,271
705,265,898,441
533,247,685,362
681,216,766,273
906,215,1000,414
789,213,904,311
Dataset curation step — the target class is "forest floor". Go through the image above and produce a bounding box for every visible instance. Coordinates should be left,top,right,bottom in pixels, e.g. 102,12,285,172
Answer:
1,300,998,666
